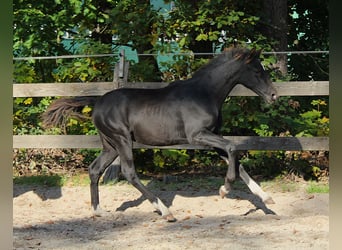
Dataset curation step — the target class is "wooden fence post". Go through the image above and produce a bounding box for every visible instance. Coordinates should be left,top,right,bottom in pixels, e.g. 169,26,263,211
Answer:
107,49,129,181
113,49,129,88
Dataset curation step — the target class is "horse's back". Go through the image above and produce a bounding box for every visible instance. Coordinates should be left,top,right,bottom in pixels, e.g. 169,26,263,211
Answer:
95,82,195,113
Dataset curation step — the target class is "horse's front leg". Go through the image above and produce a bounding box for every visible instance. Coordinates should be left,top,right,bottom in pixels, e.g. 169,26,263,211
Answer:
218,150,274,204
238,164,275,204
191,130,274,204
190,130,239,197
218,149,238,198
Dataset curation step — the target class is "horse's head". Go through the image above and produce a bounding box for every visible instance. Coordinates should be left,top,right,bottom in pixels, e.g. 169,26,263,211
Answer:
233,48,278,103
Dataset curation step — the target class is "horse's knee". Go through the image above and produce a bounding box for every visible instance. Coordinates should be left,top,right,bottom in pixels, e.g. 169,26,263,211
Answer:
226,165,236,182
121,166,137,184
90,174,99,186
226,173,236,183
226,145,237,154
88,163,100,179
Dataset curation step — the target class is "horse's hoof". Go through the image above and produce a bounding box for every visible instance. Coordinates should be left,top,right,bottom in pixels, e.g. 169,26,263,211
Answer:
264,197,275,204
219,185,228,199
164,214,177,222
92,207,109,217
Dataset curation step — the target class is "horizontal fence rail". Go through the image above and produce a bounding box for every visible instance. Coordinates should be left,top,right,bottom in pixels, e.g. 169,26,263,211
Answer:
12,81,329,151
13,135,329,151
13,81,329,97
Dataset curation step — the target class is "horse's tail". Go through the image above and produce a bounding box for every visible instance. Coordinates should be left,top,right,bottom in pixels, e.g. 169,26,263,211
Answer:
41,96,99,129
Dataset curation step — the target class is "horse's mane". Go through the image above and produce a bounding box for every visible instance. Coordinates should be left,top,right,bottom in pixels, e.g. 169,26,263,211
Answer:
191,47,251,79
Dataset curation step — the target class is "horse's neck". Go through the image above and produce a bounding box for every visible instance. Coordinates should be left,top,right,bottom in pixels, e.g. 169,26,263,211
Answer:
197,60,241,107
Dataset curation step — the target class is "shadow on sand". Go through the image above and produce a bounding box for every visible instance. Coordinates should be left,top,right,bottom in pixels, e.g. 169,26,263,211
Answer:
115,177,276,216
13,175,63,200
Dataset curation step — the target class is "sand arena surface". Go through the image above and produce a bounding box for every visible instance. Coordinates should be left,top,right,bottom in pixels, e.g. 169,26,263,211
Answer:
13,181,328,250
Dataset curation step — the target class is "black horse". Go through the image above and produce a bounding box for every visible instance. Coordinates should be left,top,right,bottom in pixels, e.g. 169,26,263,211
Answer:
43,48,277,222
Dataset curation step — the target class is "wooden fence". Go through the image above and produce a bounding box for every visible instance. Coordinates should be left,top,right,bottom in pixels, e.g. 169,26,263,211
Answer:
12,50,329,151
13,80,329,151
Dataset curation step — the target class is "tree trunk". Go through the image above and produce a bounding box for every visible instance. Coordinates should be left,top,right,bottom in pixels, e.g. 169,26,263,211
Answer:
261,0,288,75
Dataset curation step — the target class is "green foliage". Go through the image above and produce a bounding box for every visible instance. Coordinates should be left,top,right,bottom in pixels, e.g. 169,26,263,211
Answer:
14,61,38,83
240,151,286,179
220,95,329,138
254,124,273,137
288,0,329,81
133,148,224,176
13,0,78,82
160,54,208,81
152,149,190,170
110,0,161,51
13,96,53,135
163,0,268,51
240,150,328,181
221,95,329,180
13,1,71,57
53,40,116,82
109,0,163,81
13,37,114,136
128,59,161,82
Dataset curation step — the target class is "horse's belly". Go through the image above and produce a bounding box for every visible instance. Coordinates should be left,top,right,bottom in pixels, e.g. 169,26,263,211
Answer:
131,122,188,146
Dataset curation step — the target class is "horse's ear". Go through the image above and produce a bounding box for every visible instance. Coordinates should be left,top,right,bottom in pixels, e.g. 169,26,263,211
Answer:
231,47,249,61
256,49,262,57
245,48,262,64
234,52,245,61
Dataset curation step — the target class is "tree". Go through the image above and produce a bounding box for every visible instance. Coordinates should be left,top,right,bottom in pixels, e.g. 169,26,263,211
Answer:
13,0,115,82
287,0,329,81
13,0,73,82
13,0,117,135
259,0,288,75
109,0,163,81
163,0,269,53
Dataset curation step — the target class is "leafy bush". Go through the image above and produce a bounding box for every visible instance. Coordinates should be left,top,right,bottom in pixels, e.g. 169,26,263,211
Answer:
13,97,53,135
52,40,116,83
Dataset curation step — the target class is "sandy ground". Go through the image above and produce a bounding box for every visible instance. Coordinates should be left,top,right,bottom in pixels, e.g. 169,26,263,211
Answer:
13,179,328,250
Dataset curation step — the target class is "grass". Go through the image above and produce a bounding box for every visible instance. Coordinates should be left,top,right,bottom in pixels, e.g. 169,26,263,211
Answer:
306,181,329,193
13,174,66,187
13,173,90,187
260,178,300,193
12,173,225,191
260,177,329,194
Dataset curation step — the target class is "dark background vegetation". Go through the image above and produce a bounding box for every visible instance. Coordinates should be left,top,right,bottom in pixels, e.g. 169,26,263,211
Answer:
13,0,329,182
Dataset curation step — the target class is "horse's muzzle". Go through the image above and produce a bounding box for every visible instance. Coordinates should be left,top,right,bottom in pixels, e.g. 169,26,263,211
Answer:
265,93,277,104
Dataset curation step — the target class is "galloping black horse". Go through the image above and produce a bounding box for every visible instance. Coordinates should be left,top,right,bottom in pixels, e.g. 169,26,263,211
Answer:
43,48,277,221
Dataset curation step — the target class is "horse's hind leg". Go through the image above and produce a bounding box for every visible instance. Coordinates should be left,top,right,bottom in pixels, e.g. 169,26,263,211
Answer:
115,138,176,222
88,146,118,215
